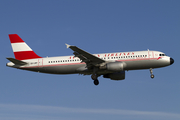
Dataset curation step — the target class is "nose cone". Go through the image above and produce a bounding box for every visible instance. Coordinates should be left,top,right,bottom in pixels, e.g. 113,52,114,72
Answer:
170,58,174,65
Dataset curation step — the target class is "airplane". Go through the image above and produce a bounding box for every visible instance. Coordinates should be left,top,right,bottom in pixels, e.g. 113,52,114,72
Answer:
6,34,174,85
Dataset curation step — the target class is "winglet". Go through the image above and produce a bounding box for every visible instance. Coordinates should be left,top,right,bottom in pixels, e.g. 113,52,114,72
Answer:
65,44,71,48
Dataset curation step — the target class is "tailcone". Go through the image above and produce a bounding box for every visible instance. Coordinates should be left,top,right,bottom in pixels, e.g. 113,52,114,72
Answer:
6,62,15,67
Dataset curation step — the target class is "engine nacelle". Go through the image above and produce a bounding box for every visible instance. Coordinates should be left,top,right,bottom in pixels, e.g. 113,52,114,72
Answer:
106,62,125,71
103,71,125,80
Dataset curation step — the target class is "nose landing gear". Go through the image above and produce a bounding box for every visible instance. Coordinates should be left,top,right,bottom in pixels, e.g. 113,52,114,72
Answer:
150,68,154,78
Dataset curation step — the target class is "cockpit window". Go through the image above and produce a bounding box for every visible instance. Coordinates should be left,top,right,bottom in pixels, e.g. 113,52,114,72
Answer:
159,54,166,56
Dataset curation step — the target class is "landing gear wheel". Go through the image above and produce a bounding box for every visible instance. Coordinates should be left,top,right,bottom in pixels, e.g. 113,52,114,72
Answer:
151,74,154,79
149,68,154,79
94,80,99,85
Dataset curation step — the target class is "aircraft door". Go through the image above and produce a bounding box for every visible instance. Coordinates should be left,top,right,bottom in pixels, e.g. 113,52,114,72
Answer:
38,59,43,66
148,51,154,58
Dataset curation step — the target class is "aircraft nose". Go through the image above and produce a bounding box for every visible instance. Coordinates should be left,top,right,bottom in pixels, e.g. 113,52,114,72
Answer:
170,58,174,65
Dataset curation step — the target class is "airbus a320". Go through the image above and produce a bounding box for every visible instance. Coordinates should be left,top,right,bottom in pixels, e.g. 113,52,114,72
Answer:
6,34,174,85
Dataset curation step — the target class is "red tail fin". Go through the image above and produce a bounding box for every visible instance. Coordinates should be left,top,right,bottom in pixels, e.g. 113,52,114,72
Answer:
9,34,42,60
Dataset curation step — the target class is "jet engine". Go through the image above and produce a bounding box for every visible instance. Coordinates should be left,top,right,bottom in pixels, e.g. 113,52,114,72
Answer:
103,71,125,80
100,62,125,71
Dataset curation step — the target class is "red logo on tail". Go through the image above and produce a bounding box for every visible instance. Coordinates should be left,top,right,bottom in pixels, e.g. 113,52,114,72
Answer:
9,34,42,60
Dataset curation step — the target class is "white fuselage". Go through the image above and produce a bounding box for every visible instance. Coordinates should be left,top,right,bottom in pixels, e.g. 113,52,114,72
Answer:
7,50,172,75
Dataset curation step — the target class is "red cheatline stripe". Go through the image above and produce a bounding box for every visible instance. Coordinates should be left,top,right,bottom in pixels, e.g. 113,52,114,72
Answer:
14,51,42,60
22,58,158,68
22,62,86,68
9,34,24,43
157,57,161,60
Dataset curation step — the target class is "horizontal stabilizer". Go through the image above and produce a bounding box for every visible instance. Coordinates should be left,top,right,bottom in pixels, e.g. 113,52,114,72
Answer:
6,58,28,65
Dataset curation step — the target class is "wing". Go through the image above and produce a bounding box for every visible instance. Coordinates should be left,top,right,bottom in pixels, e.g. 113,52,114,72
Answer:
66,44,105,68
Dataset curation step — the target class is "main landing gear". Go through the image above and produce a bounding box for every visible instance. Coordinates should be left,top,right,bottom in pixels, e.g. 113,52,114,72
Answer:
91,74,99,86
150,68,154,78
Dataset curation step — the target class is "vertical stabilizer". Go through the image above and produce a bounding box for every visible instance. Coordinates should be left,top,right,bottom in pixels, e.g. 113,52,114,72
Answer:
9,34,42,60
